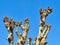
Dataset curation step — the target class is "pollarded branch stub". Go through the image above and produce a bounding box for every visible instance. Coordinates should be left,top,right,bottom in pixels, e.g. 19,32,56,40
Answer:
19,18,29,32
24,18,29,24
3,16,15,31
47,24,51,31
34,37,37,41
47,7,52,13
40,8,43,15
9,19,15,31
3,16,9,22
24,18,29,32
3,16,9,28
9,18,15,26
40,7,52,18
40,8,48,17
27,37,32,44
28,37,32,41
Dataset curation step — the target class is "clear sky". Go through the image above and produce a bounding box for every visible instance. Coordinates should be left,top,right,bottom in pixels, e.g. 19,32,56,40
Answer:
0,0,60,45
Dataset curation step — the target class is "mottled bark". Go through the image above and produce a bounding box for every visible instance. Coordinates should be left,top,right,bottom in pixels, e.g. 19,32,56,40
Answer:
27,37,32,45
3,16,15,45
3,7,52,45
36,7,52,45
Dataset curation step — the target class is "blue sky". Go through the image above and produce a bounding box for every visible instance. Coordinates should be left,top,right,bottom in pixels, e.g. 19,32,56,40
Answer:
0,0,60,45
